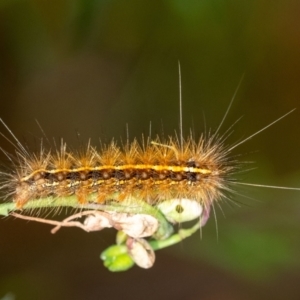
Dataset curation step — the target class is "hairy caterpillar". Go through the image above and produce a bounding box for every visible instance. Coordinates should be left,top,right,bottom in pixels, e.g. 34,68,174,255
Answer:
0,70,299,271
0,81,295,216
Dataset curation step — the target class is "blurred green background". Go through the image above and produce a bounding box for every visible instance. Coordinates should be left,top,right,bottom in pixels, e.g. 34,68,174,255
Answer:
1,0,300,299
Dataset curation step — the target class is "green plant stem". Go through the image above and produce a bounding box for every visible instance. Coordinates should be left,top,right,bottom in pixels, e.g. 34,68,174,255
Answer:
149,222,200,250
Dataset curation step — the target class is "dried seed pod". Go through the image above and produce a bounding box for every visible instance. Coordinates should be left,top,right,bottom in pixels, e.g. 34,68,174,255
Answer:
111,213,159,238
83,211,159,238
126,237,155,269
83,212,112,231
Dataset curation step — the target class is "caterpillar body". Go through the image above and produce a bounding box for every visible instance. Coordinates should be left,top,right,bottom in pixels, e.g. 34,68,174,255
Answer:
1,132,236,212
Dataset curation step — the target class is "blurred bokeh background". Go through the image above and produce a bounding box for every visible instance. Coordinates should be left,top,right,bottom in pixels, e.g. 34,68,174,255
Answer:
1,0,300,299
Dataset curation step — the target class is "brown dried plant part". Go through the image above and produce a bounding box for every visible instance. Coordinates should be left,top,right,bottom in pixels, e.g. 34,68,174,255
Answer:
126,237,156,269
11,209,159,239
